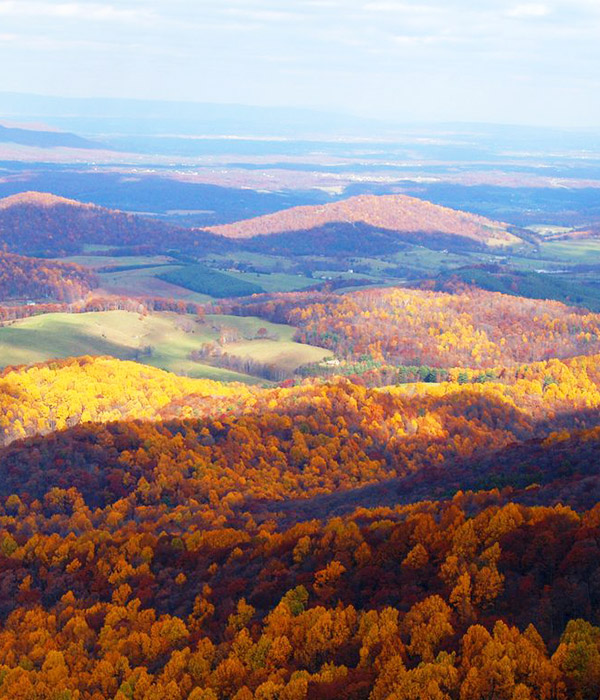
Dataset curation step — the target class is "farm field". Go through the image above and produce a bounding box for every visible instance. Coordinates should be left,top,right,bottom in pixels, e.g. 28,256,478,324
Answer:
5,116,600,697
52,254,174,269
23,204,600,320
96,265,214,302
539,238,600,263
221,338,331,373
158,264,265,297
0,310,331,382
224,270,317,292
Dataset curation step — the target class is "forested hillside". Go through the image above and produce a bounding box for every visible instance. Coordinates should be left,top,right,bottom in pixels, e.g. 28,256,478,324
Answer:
2,1,600,694
417,265,600,312
2,352,600,502
1,195,600,699
0,192,231,256
0,251,97,301
220,286,600,368
0,356,254,445
0,350,600,696
207,193,522,248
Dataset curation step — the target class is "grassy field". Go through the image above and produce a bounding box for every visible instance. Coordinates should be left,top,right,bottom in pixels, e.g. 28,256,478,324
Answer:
224,271,317,292
432,266,600,311
390,247,477,271
41,229,600,305
207,314,298,341
205,251,299,272
539,239,600,263
0,310,331,382
223,338,330,372
52,254,174,269
526,225,574,237
97,266,214,302
159,264,265,298
189,313,332,374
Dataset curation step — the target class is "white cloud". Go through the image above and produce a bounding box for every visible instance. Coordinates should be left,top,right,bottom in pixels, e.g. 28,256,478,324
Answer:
363,2,440,13
0,0,597,126
221,7,308,22
0,31,111,50
302,0,344,6
392,33,446,45
506,4,551,18
0,1,154,22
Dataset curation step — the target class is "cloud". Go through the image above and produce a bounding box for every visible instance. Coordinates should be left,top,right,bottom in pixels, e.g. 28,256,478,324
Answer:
392,33,448,45
506,4,551,18
302,0,344,6
363,2,440,13
0,1,154,22
221,7,308,22
0,0,597,127
0,31,111,50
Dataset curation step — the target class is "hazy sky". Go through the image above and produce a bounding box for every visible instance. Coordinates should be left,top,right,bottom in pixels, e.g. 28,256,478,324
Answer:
1,0,599,127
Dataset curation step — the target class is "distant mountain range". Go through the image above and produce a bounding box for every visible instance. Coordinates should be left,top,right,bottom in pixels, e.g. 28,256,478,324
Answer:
0,123,105,150
3,92,600,147
0,92,380,139
0,191,526,259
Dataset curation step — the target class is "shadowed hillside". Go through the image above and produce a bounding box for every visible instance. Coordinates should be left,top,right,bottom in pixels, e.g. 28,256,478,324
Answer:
207,193,523,248
0,191,234,256
0,356,600,697
239,220,489,256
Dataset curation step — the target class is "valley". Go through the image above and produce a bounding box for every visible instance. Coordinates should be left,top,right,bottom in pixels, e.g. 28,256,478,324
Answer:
1,109,600,698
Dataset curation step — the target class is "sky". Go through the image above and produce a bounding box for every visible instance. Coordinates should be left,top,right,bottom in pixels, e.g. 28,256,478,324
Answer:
0,0,599,127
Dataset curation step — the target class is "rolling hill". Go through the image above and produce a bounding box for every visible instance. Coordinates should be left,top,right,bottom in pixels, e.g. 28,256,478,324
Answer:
0,250,97,302
207,193,523,250
418,264,600,311
0,310,331,386
1,332,600,697
222,284,600,368
0,191,234,256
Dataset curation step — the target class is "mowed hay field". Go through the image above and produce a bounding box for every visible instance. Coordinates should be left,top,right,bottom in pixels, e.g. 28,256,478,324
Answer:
0,311,332,382
540,238,600,263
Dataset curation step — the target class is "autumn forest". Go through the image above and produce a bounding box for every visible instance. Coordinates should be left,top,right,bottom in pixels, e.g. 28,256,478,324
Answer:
1,180,600,700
